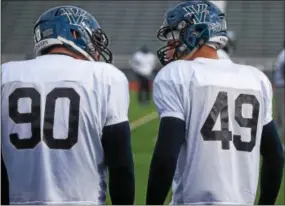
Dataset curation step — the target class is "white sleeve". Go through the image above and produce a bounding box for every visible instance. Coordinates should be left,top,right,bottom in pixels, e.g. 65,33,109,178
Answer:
153,78,185,121
261,74,273,125
150,54,157,69
105,71,130,126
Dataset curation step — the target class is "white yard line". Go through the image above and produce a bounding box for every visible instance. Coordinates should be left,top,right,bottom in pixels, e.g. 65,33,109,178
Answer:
153,135,158,143
130,111,158,131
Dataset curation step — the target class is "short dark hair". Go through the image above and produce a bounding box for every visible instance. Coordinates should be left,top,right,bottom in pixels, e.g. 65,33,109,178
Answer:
140,45,150,54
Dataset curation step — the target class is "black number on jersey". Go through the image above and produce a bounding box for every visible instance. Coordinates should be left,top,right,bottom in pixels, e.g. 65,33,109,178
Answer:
201,92,260,152
9,88,41,149
9,87,80,150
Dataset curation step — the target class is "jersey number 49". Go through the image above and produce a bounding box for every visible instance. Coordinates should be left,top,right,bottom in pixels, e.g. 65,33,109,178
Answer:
201,91,260,152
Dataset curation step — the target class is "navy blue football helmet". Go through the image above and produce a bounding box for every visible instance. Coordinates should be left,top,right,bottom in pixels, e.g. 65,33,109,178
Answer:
157,0,228,65
33,6,112,63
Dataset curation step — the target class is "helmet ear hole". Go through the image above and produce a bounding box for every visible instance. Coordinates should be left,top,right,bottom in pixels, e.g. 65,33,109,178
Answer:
70,29,81,39
195,25,205,34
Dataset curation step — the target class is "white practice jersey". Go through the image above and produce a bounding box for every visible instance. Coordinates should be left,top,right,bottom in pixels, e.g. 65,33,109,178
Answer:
153,58,273,205
1,54,130,205
217,49,230,59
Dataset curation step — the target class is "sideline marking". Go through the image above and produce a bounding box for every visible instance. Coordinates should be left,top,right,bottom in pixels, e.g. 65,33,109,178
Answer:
130,112,158,130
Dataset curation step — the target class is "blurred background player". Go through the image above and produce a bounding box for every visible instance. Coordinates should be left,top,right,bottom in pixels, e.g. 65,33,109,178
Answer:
146,1,284,205
273,41,285,139
129,45,156,105
1,6,134,205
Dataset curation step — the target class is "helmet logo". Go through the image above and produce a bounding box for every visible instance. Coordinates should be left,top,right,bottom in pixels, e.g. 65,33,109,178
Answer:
183,4,209,23
35,27,41,42
60,7,87,26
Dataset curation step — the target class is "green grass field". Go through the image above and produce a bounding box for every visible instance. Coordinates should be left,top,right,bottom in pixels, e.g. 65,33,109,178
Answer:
106,91,285,205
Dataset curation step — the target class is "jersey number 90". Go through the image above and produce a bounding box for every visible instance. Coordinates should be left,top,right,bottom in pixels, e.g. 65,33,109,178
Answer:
201,92,260,152
8,87,80,150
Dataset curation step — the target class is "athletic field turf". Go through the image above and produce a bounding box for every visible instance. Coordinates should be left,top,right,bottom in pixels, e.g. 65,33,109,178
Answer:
105,87,285,205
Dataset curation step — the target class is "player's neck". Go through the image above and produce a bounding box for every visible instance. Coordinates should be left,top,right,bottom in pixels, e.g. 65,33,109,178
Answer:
186,45,219,60
48,47,88,60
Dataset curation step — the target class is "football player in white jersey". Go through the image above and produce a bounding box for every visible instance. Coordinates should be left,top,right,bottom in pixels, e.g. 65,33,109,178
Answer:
1,6,134,205
146,1,284,205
